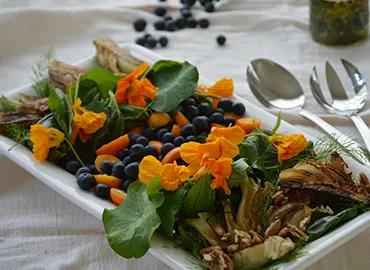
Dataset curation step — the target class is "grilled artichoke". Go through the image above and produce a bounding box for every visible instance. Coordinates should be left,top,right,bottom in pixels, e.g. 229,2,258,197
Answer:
278,153,370,203
48,60,87,90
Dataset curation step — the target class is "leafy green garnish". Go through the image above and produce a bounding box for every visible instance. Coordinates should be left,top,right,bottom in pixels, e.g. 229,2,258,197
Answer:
81,67,121,98
102,182,165,258
228,158,253,189
31,46,55,97
6,124,30,149
178,225,206,270
157,188,187,239
148,60,199,112
0,95,20,112
48,87,73,136
306,207,359,241
119,104,149,121
181,174,216,218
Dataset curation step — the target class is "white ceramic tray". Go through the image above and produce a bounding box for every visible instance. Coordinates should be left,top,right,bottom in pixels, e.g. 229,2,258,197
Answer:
1,43,370,270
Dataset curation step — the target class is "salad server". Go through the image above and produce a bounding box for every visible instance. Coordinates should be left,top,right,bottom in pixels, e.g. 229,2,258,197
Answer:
310,59,370,151
246,58,370,166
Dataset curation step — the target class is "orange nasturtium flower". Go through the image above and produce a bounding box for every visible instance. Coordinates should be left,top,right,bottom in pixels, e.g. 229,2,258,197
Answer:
198,78,234,98
268,133,308,162
139,156,191,191
30,124,65,161
115,62,158,107
70,98,107,144
206,125,245,145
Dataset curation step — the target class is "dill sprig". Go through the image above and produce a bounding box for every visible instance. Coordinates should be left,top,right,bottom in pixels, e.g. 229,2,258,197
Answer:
313,133,370,164
6,123,30,150
31,46,55,97
179,225,207,270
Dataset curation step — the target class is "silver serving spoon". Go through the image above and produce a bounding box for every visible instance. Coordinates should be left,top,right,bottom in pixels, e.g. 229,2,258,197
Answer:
246,58,370,166
310,59,370,150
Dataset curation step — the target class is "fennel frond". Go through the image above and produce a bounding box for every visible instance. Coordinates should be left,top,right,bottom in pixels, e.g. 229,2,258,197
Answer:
31,46,55,97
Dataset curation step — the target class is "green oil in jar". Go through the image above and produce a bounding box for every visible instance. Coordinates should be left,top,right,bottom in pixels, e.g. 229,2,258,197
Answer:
310,0,369,45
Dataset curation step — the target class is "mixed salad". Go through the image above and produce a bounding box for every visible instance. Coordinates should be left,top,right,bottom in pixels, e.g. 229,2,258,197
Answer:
1,38,370,270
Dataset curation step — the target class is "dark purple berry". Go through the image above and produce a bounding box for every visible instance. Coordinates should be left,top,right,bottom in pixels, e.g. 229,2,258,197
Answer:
154,6,166,17
133,18,147,32
216,35,226,46
159,36,169,47
198,18,210,29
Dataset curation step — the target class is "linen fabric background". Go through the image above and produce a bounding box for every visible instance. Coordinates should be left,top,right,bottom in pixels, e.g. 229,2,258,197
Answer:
1,0,370,269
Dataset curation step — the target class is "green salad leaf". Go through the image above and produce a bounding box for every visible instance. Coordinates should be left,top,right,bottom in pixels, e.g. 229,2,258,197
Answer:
81,67,121,98
157,188,187,239
148,60,199,112
48,87,73,136
306,207,359,241
119,104,149,121
102,182,165,258
0,95,20,112
75,79,101,105
181,174,215,218
228,158,253,189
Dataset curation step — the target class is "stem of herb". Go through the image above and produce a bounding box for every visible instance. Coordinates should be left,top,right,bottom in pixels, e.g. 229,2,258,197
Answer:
64,138,85,166
272,112,282,133
74,74,82,103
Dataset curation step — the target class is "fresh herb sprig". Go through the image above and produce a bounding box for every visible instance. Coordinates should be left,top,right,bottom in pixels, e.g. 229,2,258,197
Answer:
31,46,55,97
6,123,30,150
0,95,20,112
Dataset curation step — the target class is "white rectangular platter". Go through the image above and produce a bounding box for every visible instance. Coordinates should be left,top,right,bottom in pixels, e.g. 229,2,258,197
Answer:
1,43,370,270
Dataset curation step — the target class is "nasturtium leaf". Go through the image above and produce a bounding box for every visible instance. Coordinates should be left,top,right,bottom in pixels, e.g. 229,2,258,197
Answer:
102,182,164,259
228,158,252,189
181,174,215,218
48,87,73,136
82,67,121,98
119,104,149,121
148,61,199,112
146,177,162,199
157,188,187,239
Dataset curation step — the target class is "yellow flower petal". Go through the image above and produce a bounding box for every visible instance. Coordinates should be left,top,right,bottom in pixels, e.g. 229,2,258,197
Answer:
218,137,240,158
209,126,245,145
269,133,308,162
30,124,65,162
202,156,232,195
180,142,204,165
139,156,163,184
198,78,234,98
160,162,190,191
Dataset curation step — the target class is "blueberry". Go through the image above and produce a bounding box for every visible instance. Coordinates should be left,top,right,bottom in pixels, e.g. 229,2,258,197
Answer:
100,161,113,175
124,162,139,179
184,105,199,121
218,98,233,112
144,33,153,42
135,37,146,46
94,184,110,198
162,132,175,143
163,15,172,21
223,116,236,127
144,127,158,141
173,136,185,147
123,179,136,192
192,116,209,132
198,103,212,117
157,155,163,161
157,128,169,140
158,36,169,47
129,132,141,145
210,112,224,124
147,36,157,48
198,18,210,29
216,35,226,46
112,162,126,179
213,108,225,115
154,6,166,16
185,135,197,142
204,2,215,12
182,124,196,137
130,144,146,161
118,148,130,160
122,156,132,166
231,102,246,116
181,8,192,19
184,98,197,108
75,166,91,177
66,160,81,175
136,136,149,146
185,0,196,6
158,0,166,2
154,20,165,30
186,17,197,28
165,20,176,32
88,164,99,175
175,18,186,29
145,145,158,157
162,143,175,156
133,18,147,32
77,173,96,191
199,0,210,6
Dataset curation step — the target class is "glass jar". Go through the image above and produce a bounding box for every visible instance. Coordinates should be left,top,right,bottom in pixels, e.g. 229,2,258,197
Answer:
310,0,369,45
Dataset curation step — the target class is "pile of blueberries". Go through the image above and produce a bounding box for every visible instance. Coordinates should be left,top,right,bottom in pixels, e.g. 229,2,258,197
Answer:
68,96,245,199
133,0,226,48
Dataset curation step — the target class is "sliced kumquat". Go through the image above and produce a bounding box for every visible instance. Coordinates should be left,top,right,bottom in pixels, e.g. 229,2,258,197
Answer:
110,188,127,205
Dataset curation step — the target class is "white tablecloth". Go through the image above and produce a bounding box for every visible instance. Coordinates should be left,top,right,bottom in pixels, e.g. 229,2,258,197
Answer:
1,1,370,269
